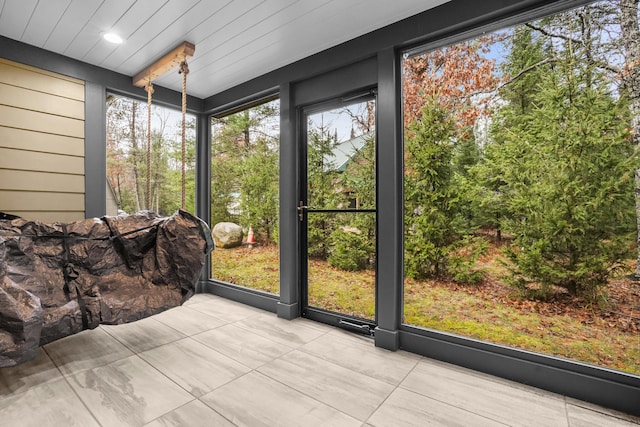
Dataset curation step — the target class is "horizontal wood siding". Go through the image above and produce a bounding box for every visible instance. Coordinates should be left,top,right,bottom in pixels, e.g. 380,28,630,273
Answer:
0,127,83,156
0,58,85,221
0,191,84,211
0,170,84,193
0,59,84,100
0,147,84,174
0,105,84,138
5,211,85,223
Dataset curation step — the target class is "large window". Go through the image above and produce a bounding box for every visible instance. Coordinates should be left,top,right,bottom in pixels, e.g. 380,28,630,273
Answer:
402,1,639,375
106,94,196,216
210,99,280,295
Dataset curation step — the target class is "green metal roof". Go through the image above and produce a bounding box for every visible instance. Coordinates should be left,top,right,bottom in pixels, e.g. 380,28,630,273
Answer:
325,132,373,172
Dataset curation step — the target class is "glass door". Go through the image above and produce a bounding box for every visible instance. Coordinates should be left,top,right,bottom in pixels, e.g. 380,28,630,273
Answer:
299,95,377,334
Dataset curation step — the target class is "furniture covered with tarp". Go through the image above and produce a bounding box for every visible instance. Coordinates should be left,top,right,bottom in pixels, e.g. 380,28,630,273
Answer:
0,210,213,367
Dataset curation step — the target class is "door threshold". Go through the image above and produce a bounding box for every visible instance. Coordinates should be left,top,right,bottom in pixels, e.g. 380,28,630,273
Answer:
338,319,375,336
302,307,375,337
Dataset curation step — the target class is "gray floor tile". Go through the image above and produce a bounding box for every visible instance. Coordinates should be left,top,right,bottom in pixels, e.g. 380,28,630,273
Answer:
233,312,326,347
401,359,568,427
565,398,640,425
294,317,335,333
368,387,505,427
67,354,193,427
201,371,360,427
102,316,186,353
44,326,134,376
193,323,294,369
144,399,235,427
139,337,250,397
152,305,227,336
258,350,395,421
188,296,264,322
0,377,100,426
566,403,640,426
182,293,218,306
0,347,62,395
2,294,638,426
300,331,419,385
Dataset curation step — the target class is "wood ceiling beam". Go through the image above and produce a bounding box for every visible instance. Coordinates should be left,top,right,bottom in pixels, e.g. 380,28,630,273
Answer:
132,41,195,87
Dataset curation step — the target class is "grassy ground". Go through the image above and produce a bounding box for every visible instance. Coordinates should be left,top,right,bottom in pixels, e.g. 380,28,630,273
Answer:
405,279,639,372
212,244,640,375
211,245,280,294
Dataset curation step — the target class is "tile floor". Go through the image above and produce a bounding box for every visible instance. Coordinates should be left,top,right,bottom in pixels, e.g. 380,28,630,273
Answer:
1,293,639,427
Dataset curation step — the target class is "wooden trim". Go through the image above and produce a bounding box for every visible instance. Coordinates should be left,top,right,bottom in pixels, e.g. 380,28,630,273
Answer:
132,41,195,87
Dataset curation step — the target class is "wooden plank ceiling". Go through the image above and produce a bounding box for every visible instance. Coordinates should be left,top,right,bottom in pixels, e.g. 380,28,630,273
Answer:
0,0,449,98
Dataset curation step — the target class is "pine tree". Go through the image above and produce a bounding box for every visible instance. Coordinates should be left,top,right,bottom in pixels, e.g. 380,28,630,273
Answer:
210,101,280,239
487,23,636,300
328,133,376,271
402,35,502,282
404,100,472,279
240,138,279,243
472,26,549,239
306,124,343,259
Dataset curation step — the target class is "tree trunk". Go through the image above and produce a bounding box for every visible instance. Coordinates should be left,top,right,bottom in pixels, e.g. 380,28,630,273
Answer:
243,110,250,147
116,174,122,208
619,0,640,276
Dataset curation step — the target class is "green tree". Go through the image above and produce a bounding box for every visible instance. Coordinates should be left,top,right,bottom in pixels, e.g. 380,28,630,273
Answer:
150,130,169,213
488,25,636,300
106,95,146,212
403,34,502,282
161,117,196,215
240,139,279,243
617,0,640,276
451,133,482,232
472,26,549,239
210,100,279,239
211,113,247,225
107,95,197,215
404,100,480,280
328,133,376,271
519,2,640,276
306,124,343,259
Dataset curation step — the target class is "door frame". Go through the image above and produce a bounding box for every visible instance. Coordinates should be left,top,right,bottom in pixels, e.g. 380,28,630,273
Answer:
298,91,379,335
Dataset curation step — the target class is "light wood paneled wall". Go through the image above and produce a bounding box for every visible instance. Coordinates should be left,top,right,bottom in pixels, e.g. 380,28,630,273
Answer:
0,58,85,221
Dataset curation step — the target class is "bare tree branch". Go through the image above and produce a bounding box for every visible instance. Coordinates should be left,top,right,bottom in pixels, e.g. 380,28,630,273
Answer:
467,57,558,98
501,57,557,88
525,23,583,45
525,23,620,75
524,23,584,45
594,60,622,75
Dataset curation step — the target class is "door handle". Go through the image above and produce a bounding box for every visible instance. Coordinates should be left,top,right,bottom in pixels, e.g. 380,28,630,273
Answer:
297,201,307,221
